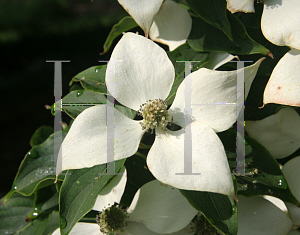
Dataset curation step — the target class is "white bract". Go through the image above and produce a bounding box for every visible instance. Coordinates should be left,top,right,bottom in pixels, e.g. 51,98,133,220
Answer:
117,0,163,37
227,1,300,108
261,0,300,50
148,0,192,51
226,0,255,13
52,170,197,235
58,32,264,198
263,49,300,107
237,156,300,234
245,107,300,159
283,157,300,234
237,196,294,235
118,0,192,50
227,0,300,50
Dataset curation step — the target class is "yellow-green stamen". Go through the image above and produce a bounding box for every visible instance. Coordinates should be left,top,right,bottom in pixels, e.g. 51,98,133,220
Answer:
138,99,170,132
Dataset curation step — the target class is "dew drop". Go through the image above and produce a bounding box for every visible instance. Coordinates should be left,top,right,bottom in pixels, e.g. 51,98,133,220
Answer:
95,69,99,73
28,149,39,159
76,90,83,97
60,216,67,229
278,179,283,186
14,186,17,190
32,212,38,216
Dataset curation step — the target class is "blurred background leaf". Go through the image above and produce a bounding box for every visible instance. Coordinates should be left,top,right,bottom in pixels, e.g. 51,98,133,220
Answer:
0,0,128,197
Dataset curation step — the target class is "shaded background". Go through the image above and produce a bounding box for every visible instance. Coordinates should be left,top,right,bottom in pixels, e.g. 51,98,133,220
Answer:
0,0,129,197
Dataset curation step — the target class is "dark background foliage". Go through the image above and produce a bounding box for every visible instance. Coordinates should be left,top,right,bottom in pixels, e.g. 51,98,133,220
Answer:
0,0,126,197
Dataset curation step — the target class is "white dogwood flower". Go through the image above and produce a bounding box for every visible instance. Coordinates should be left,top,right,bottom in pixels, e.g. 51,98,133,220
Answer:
263,49,300,107
237,156,300,234
118,0,192,50
58,32,263,198
227,2,300,108
52,170,197,235
245,107,300,159
117,0,163,37
227,0,300,50
148,0,192,51
226,0,256,13
237,196,294,235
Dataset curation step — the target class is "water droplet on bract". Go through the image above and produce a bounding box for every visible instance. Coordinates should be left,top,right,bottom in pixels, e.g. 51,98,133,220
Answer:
278,179,283,186
32,212,38,216
28,149,39,159
14,186,17,190
76,90,83,97
34,208,38,211
95,69,99,73
60,216,67,229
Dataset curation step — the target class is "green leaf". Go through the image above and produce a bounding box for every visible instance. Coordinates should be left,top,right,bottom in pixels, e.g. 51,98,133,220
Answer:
102,16,138,54
186,0,233,40
0,192,57,235
42,212,59,235
0,193,35,235
58,90,106,119
70,65,107,93
218,131,300,205
30,126,54,147
15,214,50,235
188,13,270,56
6,131,67,200
59,160,126,235
54,89,136,120
69,83,83,92
27,185,58,220
180,190,238,235
166,43,210,104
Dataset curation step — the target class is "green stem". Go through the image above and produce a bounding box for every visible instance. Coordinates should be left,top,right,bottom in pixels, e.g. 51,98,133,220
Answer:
135,151,147,160
138,142,151,149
